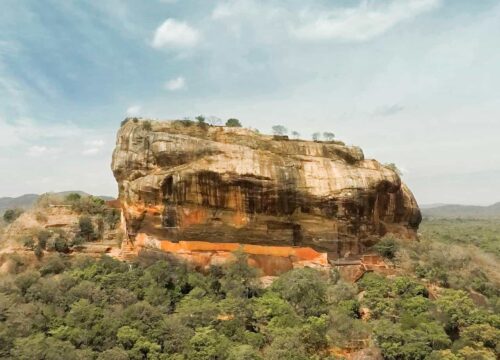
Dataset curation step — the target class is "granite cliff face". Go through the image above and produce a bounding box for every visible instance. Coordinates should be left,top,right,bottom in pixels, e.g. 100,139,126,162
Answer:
112,119,421,273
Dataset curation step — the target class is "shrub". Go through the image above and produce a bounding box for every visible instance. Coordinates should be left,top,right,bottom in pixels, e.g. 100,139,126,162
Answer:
71,235,85,247
79,216,95,242
22,236,35,250
392,276,428,298
384,162,402,176
97,348,129,360
271,125,287,136
33,245,43,259
35,212,48,223
270,268,328,317
54,236,70,253
176,119,195,127
104,209,120,230
434,289,479,332
14,271,40,295
71,196,105,215
336,299,361,318
64,193,81,203
37,230,51,250
185,326,230,360
220,250,260,298
3,208,23,223
374,236,399,260
225,118,242,127
142,121,152,131
40,255,67,275
323,132,335,141
228,344,261,360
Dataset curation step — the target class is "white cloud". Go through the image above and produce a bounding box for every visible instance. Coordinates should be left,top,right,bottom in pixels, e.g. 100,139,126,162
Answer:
212,3,237,19
27,145,47,156
126,105,141,116
85,139,105,147
374,104,405,117
26,145,60,157
0,117,81,148
152,19,200,49
82,139,105,156
211,1,284,23
82,147,101,156
293,0,441,42
164,76,186,91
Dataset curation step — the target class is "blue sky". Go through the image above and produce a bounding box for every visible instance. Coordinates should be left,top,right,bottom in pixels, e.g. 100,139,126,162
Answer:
1,0,499,205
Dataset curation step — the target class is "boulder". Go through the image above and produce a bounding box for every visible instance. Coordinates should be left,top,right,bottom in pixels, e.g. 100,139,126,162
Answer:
111,119,421,270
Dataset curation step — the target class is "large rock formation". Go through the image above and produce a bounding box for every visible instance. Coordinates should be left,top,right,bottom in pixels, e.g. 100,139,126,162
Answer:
112,119,421,273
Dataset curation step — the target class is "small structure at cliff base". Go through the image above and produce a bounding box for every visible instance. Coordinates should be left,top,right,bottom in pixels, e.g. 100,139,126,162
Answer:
111,119,421,275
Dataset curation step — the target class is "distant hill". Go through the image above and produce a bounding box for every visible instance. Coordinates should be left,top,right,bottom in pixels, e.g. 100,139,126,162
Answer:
0,194,39,214
0,191,114,215
421,202,500,218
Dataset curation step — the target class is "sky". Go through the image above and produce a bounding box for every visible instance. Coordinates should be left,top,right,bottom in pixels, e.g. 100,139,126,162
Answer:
0,0,499,205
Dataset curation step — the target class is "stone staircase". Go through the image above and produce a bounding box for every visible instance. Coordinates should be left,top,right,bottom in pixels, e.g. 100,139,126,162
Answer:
119,241,137,261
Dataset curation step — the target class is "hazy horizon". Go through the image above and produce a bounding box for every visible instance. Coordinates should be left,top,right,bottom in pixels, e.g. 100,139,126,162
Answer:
1,0,499,205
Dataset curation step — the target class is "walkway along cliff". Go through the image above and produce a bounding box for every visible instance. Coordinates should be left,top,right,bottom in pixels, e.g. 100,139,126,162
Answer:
111,119,421,276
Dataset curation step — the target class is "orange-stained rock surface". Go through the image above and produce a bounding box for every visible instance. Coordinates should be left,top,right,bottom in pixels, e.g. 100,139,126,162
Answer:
111,119,421,271
131,232,328,275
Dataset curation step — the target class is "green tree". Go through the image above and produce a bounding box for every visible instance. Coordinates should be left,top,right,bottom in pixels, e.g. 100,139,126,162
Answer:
185,326,229,360
434,289,479,332
384,162,402,176
312,132,321,141
22,236,35,250
79,215,95,241
228,344,262,360
457,346,496,360
14,271,40,295
374,319,450,360
40,255,67,275
271,125,287,136
97,348,129,360
37,229,51,249
225,118,242,127
142,121,152,131
10,334,77,360
264,330,309,360
54,235,70,253
3,208,23,223
291,131,300,139
460,323,500,350
104,209,120,230
270,268,328,317
220,250,260,298
65,193,82,203
117,326,140,350
374,236,399,260
96,215,105,240
323,132,335,141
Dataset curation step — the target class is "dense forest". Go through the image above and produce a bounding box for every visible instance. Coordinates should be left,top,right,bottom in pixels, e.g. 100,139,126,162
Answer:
0,217,499,360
